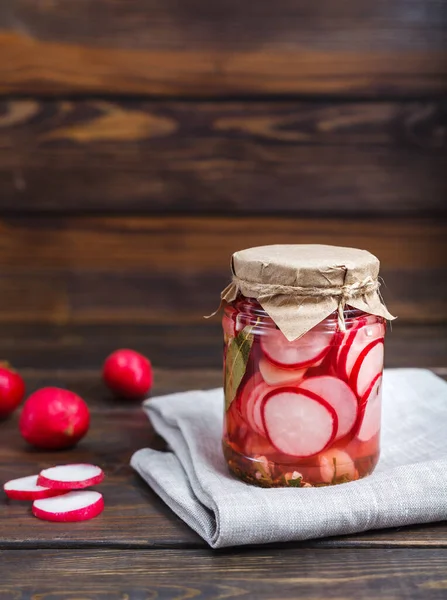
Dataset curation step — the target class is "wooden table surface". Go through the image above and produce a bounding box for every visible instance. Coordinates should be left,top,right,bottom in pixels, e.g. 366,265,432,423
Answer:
1,323,446,599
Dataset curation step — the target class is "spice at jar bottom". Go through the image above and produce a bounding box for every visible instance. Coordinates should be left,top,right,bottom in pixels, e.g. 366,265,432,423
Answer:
216,244,395,488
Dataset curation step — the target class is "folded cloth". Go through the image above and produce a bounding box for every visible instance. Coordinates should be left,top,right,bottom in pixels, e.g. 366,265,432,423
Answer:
131,369,447,548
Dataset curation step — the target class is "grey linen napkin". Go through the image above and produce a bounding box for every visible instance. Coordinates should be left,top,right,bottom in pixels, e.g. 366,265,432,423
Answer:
131,369,447,548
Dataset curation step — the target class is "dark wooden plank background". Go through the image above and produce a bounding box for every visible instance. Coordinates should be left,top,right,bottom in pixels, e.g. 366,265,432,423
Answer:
0,1,446,96
0,100,445,215
2,547,447,599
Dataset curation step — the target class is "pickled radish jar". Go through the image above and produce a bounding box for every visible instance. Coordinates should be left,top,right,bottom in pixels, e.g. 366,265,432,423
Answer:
219,245,395,488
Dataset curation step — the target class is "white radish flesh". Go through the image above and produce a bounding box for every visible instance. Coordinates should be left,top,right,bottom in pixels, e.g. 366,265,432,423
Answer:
319,449,357,483
3,475,66,501
299,376,358,440
350,340,384,398
38,464,104,490
358,374,382,442
262,388,337,457
260,326,335,369
32,491,104,522
259,357,306,386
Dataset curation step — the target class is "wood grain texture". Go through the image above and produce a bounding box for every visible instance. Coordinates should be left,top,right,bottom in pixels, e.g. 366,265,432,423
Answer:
0,1,446,96
0,100,446,215
0,322,445,370
1,548,447,599
0,216,445,324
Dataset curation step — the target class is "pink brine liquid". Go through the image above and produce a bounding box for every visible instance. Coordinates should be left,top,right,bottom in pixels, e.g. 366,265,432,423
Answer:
222,297,385,487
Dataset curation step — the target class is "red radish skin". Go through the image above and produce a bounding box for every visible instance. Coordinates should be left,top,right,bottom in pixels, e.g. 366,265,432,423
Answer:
335,318,366,381
0,366,25,418
103,349,152,399
239,373,263,425
19,388,90,450
38,464,104,490
299,376,358,441
342,321,385,382
260,326,335,370
251,384,272,436
350,339,384,399
3,475,66,501
262,387,338,458
32,491,104,522
259,357,306,386
357,374,383,442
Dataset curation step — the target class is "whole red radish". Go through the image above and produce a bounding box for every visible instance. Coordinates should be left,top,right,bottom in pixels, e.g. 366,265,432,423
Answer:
0,364,25,418
103,349,152,399
19,387,90,450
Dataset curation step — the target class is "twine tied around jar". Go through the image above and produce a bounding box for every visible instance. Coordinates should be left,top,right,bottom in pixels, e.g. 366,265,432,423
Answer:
211,245,396,341
230,274,380,331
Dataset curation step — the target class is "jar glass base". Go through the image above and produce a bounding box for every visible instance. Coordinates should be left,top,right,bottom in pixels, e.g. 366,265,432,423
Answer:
223,438,380,488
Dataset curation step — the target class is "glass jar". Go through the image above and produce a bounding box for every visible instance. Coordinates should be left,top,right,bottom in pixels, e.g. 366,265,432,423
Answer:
222,296,386,488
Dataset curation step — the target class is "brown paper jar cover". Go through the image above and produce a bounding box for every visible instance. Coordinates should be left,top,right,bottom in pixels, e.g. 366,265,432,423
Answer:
219,244,395,341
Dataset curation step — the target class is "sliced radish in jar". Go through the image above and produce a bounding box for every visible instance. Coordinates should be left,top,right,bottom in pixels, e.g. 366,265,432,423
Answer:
37,464,104,490
350,339,384,398
299,376,358,440
318,449,357,484
343,321,385,380
251,382,278,437
357,374,382,442
244,380,267,436
239,374,263,424
32,490,104,522
3,475,67,501
262,387,337,457
259,357,306,386
222,309,237,339
260,326,335,369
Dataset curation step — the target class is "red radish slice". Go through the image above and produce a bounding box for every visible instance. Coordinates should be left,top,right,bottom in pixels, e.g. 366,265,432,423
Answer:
3,475,67,501
244,381,266,435
259,357,306,386
38,464,104,490
344,322,385,380
357,374,382,442
335,318,366,381
239,373,263,424
251,382,276,436
32,490,104,522
299,376,358,440
262,387,337,457
350,339,384,399
261,326,335,369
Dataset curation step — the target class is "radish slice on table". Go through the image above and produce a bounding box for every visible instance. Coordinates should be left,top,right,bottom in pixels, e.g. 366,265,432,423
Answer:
260,326,335,369
38,464,104,490
299,376,358,440
259,357,306,386
350,339,384,398
262,387,337,457
3,475,67,501
32,490,104,522
357,374,382,442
